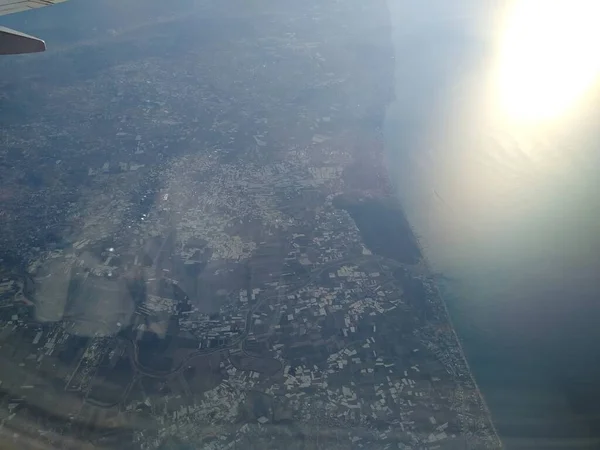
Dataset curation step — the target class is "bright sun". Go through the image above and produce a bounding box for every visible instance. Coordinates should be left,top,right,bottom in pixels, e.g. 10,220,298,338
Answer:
494,0,600,124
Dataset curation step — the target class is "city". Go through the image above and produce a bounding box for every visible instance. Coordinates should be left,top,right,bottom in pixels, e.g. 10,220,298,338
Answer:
0,0,500,448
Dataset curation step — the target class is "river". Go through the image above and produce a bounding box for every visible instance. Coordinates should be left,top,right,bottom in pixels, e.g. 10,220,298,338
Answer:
384,1,600,448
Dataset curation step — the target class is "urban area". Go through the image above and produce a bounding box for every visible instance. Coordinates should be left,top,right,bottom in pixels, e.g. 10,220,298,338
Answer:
0,0,501,448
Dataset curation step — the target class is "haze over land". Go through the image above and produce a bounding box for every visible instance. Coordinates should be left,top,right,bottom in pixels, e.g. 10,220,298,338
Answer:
0,0,500,449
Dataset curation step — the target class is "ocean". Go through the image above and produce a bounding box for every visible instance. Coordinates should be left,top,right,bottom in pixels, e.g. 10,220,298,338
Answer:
384,1,600,448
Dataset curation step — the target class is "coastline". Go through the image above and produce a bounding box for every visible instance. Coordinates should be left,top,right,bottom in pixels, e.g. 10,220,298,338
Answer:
378,0,501,446
423,250,504,447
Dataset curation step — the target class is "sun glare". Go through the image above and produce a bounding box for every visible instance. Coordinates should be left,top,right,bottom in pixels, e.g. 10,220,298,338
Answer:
494,0,600,124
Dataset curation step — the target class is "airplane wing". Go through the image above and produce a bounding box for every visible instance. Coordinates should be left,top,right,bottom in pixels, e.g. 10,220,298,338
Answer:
0,0,68,17
0,0,68,55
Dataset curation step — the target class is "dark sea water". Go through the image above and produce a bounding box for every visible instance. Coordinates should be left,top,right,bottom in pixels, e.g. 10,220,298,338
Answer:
385,1,600,448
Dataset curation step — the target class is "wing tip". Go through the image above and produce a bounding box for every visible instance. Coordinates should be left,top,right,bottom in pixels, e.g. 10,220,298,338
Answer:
0,26,46,55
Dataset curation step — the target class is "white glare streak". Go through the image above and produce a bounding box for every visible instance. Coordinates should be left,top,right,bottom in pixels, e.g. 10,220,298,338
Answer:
495,0,600,123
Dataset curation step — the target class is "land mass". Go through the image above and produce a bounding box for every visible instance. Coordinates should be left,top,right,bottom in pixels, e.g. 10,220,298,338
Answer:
0,0,501,448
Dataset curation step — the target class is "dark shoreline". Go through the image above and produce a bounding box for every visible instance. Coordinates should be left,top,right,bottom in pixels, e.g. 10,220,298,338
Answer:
333,195,421,265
